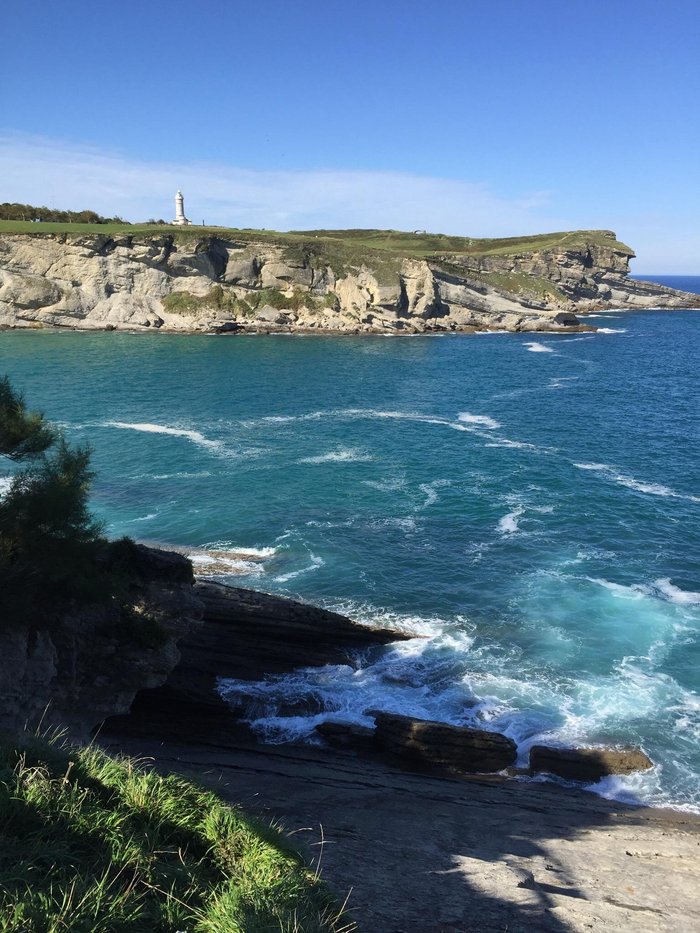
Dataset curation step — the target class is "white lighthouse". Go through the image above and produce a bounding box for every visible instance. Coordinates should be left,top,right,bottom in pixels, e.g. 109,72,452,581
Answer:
172,190,191,226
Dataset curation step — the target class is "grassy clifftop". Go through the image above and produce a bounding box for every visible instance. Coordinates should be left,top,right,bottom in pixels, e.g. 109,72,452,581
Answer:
0,220,634,260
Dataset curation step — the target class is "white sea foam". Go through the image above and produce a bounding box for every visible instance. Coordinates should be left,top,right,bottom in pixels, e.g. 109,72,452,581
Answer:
104,421,225,453
524,342,555,353
574,547,617,562
548,376,580,389
130,512,157,523
587,577,647,600
596,327,627,334
199,543,278,559
274,553,324,583
370,517,418,533
464,541,491,563
299,447,373,464
215,589,700,809
484,438,541,450
362,475,407,493
497,507,524,535
190,554,267,575
244,408,548,459
418,479,451,509
457,412,502,430
147,471,213,480
259,412,327,424
0,476,13,497
217,620,478,744
573,462,700,503
187,543,277,577
651,579,700,606
586,575,700,608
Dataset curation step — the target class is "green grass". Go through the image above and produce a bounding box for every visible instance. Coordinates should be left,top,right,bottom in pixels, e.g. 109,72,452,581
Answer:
0,219,634,260
0,734,352,933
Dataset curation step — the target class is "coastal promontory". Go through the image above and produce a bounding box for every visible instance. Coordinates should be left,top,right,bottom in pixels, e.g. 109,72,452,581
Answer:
0,225,697,334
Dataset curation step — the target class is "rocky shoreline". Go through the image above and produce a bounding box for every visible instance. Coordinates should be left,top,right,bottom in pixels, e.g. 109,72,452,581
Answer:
1,229,697,336
95,548,655,790
3,542,699,930
98,551,700,931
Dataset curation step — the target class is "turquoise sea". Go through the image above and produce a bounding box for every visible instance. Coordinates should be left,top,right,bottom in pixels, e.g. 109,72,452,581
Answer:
1,297,699,811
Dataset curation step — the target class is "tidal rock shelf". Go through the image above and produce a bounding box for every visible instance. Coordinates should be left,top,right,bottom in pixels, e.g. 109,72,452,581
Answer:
104,564,657,785
105,576,411,743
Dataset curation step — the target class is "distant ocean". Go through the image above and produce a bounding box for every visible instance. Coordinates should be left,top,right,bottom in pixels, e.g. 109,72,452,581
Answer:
631,274,700,295
1,303,698,811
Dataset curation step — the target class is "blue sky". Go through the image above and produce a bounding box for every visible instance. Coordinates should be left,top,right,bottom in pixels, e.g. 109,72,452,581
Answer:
2,0,699,270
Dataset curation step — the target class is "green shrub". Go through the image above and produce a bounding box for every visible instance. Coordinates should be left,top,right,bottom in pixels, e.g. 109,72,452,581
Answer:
162,286,251,316
0,380,171,640
243,287,289,311
0,380,107,623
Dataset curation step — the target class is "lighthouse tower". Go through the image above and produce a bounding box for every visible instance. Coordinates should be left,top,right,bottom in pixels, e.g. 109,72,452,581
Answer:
172,190,191,226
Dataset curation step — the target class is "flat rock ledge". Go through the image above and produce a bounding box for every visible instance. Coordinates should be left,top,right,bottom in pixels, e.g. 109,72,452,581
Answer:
530,744,653,782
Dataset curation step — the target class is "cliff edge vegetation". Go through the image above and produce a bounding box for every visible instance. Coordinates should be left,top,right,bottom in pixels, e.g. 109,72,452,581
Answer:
1,223,696,334
0,733,346,933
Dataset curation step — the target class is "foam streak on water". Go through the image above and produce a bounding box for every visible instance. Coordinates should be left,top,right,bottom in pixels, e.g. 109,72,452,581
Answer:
1,306,699,811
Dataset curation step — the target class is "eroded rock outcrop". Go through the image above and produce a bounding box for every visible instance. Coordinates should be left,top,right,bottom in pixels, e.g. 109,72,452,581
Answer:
0,545,203,740
1,229,695,335
105,581,410,741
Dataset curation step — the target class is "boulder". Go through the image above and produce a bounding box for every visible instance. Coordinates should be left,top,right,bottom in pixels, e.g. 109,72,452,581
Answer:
223,255,258,286
373,712,517,774
529,744,653,782
315,720,376,753
256,304,289,324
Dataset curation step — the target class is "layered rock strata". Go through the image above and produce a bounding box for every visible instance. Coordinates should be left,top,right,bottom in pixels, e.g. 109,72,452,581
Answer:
1,230,696,335
372,711,518,774
105,580,410,741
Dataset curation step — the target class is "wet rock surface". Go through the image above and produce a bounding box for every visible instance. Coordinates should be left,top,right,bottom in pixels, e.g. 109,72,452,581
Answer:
530,744,654,782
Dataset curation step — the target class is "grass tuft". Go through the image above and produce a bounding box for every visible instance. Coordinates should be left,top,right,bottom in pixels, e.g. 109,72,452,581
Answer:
0,734,351,932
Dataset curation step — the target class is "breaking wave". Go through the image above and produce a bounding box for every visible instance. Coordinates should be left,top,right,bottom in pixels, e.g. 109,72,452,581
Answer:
103,421,226,453
524,342,555,353
573,462,700,503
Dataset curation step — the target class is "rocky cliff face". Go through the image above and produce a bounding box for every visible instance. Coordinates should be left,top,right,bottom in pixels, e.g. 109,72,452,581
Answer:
0,545,408,742
0,230,696,335
0,546,203,739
